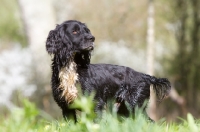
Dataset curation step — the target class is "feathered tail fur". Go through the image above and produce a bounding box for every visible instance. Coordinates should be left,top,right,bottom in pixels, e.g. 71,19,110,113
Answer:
143,74,171,101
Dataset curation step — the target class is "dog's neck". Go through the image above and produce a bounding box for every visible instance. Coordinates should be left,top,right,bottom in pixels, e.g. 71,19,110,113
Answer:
74,51,91,68
52,51,90,104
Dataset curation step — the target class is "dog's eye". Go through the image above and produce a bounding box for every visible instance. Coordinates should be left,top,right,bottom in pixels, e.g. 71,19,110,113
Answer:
72,31,78,35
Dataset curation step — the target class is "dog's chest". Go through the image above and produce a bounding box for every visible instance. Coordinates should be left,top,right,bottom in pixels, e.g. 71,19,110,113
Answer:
59,62,78,104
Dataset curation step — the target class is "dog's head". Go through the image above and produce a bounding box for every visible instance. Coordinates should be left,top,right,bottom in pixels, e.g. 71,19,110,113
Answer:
46,20,95,66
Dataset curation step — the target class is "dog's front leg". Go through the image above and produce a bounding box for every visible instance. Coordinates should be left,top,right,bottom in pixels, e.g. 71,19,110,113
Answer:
62,108,77,123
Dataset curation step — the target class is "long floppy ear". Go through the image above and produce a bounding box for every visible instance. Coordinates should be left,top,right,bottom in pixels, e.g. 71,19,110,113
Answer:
46,24,73,55
46,27,61,54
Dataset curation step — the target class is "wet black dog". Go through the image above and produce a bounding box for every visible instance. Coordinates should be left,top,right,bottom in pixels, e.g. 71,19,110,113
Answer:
46,20,171,122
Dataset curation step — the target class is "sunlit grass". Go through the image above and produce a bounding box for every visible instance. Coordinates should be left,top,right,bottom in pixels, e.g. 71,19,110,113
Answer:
0,97,199,132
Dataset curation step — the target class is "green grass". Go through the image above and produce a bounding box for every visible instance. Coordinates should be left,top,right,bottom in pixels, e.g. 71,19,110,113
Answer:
0,97,199,132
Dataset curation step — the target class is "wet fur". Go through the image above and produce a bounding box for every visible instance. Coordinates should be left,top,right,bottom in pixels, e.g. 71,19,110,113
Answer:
46,20,171,122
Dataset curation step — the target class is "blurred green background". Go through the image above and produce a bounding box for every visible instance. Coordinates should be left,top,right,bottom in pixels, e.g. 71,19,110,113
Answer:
0,0,199,122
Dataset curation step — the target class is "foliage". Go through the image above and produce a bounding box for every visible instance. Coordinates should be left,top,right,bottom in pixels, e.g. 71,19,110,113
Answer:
0,97,200,132
0,0,26,47
164,0,200,115
0,46,36,109
0,99,40,132
153,0,200,120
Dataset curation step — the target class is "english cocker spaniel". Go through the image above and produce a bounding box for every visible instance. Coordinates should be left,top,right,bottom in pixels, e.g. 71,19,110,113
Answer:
46,20,171,122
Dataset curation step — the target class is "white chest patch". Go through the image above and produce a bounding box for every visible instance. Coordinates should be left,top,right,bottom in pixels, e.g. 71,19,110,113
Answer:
59,62,78,104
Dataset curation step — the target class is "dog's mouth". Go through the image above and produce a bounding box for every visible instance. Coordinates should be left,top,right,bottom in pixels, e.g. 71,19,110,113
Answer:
84,46,94,51
74,42,94,55
82,42,94,51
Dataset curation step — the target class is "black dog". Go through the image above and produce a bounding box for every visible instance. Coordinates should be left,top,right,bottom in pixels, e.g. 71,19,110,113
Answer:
46,20,171,122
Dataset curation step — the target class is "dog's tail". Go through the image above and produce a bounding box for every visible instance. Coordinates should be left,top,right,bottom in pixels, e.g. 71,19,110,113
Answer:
143,74,171,101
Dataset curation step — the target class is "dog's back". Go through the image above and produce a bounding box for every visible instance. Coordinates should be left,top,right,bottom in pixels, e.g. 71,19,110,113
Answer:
77,63,171,113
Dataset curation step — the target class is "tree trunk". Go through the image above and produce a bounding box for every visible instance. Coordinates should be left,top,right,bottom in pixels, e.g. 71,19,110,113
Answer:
18,0,56,111
146,0,157,121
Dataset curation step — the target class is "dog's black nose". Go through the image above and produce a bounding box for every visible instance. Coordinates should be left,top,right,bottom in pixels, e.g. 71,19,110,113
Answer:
87,35,95,42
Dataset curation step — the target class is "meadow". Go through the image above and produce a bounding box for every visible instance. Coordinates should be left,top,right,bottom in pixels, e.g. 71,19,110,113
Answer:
0,96,199,132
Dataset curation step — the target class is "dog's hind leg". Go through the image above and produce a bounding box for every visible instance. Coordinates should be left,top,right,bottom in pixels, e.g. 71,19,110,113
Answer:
115,101,130,117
